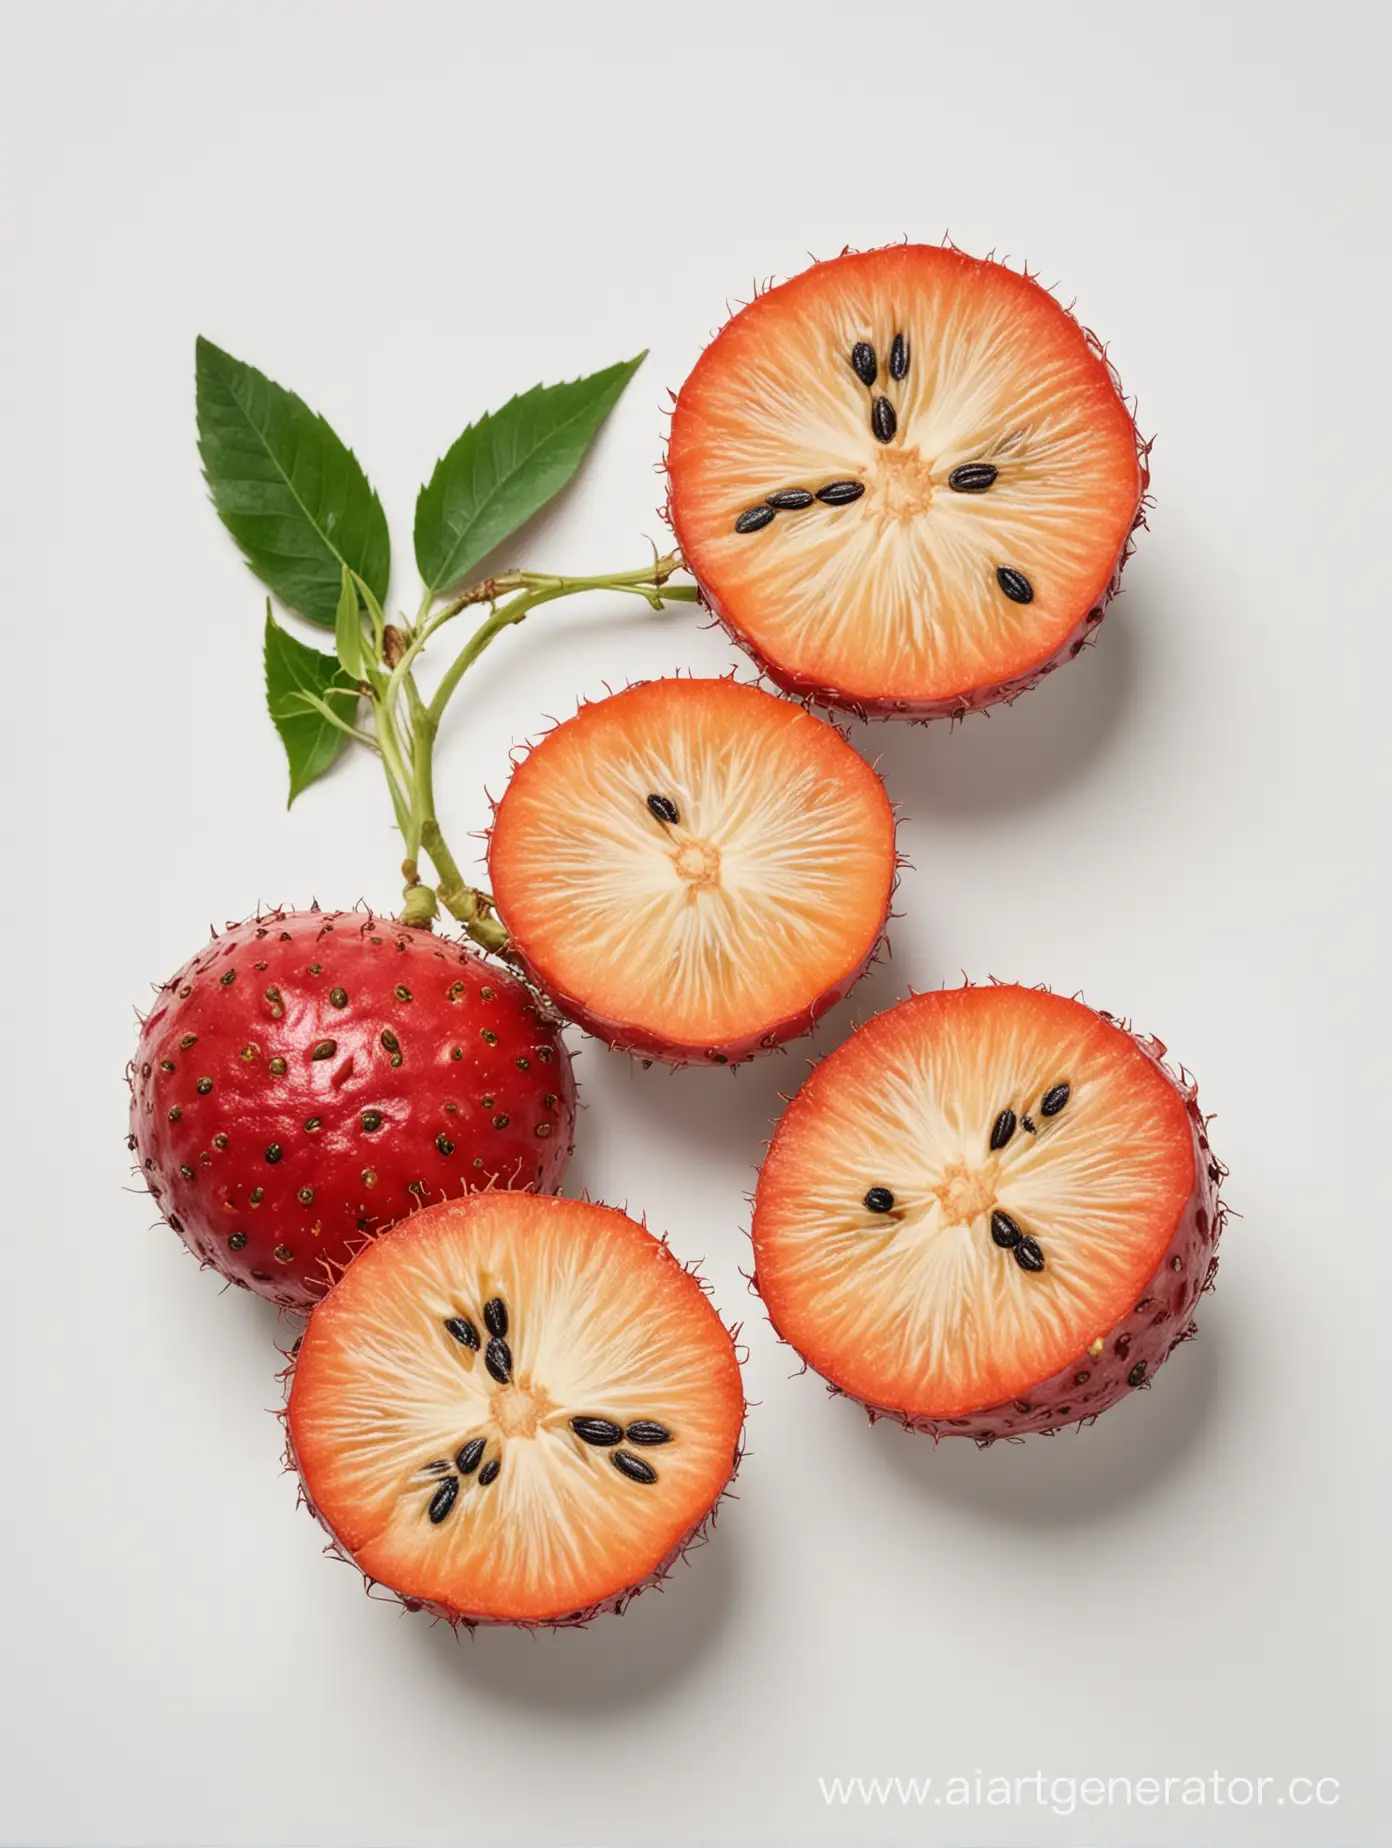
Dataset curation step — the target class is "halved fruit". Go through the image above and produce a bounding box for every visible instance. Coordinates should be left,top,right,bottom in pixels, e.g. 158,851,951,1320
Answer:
287,1192,744,1625
751,985,1224,1440
487,677,897,1063
667,244,1146,718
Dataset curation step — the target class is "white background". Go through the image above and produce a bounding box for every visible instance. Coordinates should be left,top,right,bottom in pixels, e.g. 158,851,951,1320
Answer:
1,4,1385,1845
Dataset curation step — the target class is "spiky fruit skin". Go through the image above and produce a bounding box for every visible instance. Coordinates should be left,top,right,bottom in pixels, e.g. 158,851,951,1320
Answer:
690,580,1123,725
666,243,1150,722
757,1007,1225,1444
503,944,884,1069
128,909,575,1311
285,1415,742,1631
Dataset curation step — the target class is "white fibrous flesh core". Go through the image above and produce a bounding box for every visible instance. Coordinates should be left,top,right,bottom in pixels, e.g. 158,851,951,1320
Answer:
298,1217,731,1610
496,688,891,1042
761,1001,1187,1412
675,252,1138,700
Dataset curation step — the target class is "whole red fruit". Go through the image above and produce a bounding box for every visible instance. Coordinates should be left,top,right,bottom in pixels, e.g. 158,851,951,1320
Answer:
128,908,576,1310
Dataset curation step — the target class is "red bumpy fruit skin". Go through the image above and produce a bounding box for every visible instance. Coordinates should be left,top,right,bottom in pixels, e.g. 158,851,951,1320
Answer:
851,1030,1224,1443
128,908,576,1311
666,243,1149,721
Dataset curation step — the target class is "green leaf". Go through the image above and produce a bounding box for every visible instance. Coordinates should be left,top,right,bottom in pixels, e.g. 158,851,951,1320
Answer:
414,353,647,596
264,603,360,804
197,337,390,627
333,566,366,681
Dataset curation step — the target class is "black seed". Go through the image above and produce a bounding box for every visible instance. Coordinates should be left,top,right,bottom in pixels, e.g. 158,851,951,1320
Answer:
948,463,998,493
1021,1116,1037,1135
889,331,909,380
863,1186,895,1214
456,1436,487,1475
220,969,236,985
735,504,776,534
264,1144,282,1165
269,1057,287,1076
178,1166,195,1181
213,1133,228,1150
484,1297,508,1338
311,1039,337,1060
1040,1082,1070,1117
996,566,1034,604
611,1450,657,1485
871,396,897,443
228,1232,247,1250
850,341,877,387
571,1416,623,1447
249,1186,264,1204
195,1077,213,1095
625,1421,672,1446
308,962,322,975
485,1337,512,1384
360,1110,383,1133
159,1058,175,1072
989,1108,1017,1152
478,1457,501,1486
515,1056,530,1070
1115,1333,1132,1359
273,1244,294,1264
990,1209,1022,1249
444,1316,479,1350
179,1033,198,1049
481,1030,498,1046
168,1106,182,1123
816,479,865,506
435,1134,454,1156
1128,1360,1149,1388
1014,1236,1045,1273
646,793,680,826
380,1029,400,1054
492,1113,510,1129
394,984,412,1003
766,488,814,510
304,1116,322,1133
328,987,348,1008
428,1478,459,1524
297,1186,314,1204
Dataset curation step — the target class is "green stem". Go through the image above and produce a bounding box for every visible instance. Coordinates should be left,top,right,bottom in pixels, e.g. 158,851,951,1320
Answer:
363,549,695,953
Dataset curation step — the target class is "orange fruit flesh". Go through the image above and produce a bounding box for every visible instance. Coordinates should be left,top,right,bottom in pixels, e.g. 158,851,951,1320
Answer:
288,1195,744,1624
668,245,1142,706
752,986,1196,1419
488,679,896,1051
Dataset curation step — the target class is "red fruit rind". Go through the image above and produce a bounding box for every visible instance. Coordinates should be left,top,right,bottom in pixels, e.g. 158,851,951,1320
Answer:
752,983,1226,1444
282,1194,746,1628
128,907,575,1311
666,241,1151,721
